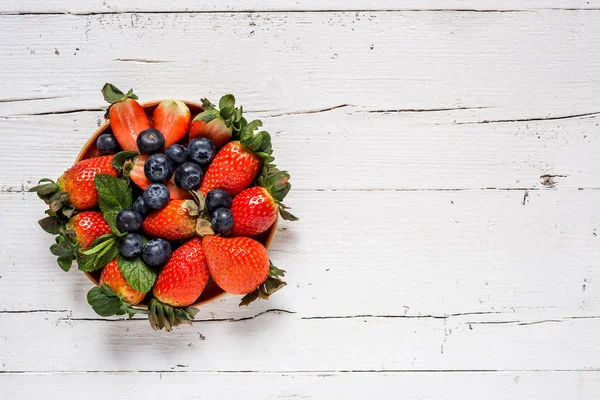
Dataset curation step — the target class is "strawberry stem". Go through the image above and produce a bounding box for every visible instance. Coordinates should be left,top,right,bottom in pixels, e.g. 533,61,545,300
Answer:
239,261,287,306
148,298,199,332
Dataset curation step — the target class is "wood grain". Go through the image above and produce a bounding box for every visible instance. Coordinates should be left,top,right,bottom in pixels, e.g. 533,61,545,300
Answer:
2,372,599,399
3,190,599,318
2,0,599,13
2,111,599,191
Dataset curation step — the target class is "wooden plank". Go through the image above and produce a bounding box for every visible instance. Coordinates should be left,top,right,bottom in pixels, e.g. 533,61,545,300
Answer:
1,1,599,13
0,11,599,128
1,311,600,371
2,371,599,399
2,189,599,318
2,110,599,191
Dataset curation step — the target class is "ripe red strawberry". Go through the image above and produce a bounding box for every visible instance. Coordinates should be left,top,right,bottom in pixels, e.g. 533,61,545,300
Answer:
152,99,191,149
199,141,261,196
231,187,277,236
30,155,117,212
102,83,151,152
231,170,298,236
153,237,209,307
67,211,112,249
128,154,191,200
202,236,287,305
202,236,269,294
99,259,147,305
189,95,245,149
143,199,197,240
35,209,113,272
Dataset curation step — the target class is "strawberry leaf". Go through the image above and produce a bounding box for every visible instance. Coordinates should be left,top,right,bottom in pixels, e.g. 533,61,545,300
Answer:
148,298,199,331
278,205,299,221
112,151,139,171
38,216,62,235
117,254,156,293
50,235,78,272
219,94,235,111
239,261,287,306
102,83,138,104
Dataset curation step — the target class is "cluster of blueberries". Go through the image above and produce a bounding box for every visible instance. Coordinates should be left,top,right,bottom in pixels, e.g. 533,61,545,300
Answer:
96,128,235,267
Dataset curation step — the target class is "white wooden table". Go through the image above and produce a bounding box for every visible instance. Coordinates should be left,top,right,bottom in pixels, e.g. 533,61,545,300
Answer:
1,1,600,398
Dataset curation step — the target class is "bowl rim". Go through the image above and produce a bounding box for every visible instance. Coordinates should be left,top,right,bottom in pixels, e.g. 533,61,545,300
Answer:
75,100,278,309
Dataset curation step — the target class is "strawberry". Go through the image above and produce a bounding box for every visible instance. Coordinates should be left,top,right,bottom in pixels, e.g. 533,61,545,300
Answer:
148,237,207,330
67,211,112,250
35,210,112,272
127,154,191,200
102,83,151,152
199,119,274,196
128,154,151,189
152,99,191,149
153,237,209,307
99,258,147,305
30,155,117,213
202,236,286,305
143,199,197,240
189,95,245,149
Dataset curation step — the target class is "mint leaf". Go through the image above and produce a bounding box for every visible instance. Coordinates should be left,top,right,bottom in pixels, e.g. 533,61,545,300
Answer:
87,284,127,316
87,284,148,318
117,254,156,293
78,234,119,272
94,174,132,233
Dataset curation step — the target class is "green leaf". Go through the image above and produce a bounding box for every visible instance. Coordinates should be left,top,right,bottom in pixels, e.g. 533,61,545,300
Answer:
256,152,275,164
219,94,235,111
48,191,69,212
239,291,259,307
38,216,62,235
117,254,156,293
200,98,216,112
279,206,299,221
148,299,198,331
94,174,132,232
246,133,263,152
102,83,138,104
87,284,127,317
78,235,119,272
194,110,218,123
49,235,78,272
112,151,139,171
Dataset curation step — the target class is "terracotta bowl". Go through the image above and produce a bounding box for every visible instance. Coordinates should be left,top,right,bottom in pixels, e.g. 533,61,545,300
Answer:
75,100,278,308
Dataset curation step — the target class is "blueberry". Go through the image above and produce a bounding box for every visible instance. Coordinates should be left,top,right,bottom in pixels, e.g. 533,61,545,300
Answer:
206,189,232,214
174,162,203,191
132,196,149,215
165,144,188,166
136,128,165,154
142,238,172,267
118,233,143,258
187,137,216,166
144,153,174,183
115,209,143,233
212,207,234,235
142,183,170,210
96,133,119,154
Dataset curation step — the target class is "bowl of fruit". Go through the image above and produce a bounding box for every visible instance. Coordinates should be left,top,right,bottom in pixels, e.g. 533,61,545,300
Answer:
30,84,297,331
